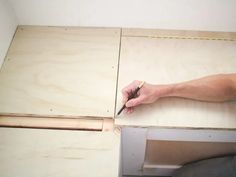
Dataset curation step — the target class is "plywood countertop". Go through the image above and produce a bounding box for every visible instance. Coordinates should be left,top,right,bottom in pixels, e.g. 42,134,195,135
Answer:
0,26,120,118
115,28,236,129
0,26,236,130
0,127,121,177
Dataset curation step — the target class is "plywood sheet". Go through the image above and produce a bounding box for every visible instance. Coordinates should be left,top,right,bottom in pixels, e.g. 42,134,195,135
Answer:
115,32,236,129
0,127,120,177
0,26,120,118
145,140,236,165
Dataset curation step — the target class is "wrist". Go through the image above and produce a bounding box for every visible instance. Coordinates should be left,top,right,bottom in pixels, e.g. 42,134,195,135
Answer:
166,83,186,97
154,84,176,98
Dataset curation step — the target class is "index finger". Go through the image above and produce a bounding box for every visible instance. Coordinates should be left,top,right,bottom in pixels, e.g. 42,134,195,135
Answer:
121,80,140,103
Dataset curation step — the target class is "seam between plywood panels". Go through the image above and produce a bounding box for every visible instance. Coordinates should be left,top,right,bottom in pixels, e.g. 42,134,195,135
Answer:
114,28,123,118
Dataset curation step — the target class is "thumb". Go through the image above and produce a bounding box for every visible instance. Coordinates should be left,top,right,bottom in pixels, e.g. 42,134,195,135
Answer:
126,96,145,107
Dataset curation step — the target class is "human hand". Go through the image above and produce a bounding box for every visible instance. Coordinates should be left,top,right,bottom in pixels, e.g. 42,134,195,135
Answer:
121,80,161,114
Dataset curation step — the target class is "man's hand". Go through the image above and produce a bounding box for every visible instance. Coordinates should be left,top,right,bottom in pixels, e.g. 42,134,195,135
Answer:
121,74,236,114
121,80,168,113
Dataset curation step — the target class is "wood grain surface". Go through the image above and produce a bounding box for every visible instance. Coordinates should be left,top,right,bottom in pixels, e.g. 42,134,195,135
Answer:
0,127,120,177
116,29,236,129
0,26,120,118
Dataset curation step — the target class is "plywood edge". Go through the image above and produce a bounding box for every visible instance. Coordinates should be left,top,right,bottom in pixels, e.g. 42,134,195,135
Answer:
143,163,181,169
114,121,236,130
0,112,112,119
122,28,236,41
0,115,115,131
17,25,121,34
142,162,181,176
103,118,115,131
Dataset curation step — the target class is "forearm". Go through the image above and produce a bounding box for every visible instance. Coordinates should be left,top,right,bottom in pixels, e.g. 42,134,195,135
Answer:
158,74,236,102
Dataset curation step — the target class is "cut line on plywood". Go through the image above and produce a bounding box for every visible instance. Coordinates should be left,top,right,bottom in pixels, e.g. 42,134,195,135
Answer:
122,28,236,41
122,35,236,41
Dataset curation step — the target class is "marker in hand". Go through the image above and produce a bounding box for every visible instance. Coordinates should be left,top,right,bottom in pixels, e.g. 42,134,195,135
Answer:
117,81,145,115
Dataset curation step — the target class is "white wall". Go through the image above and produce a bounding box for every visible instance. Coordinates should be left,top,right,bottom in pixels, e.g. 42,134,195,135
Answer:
8,0,236,32
0,0,235,67
0,0,17,68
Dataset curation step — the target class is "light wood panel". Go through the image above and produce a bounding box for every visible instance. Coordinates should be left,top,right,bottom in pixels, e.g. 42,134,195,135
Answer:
0,127,120,177
145,140,236,165
0,115,102,131
0,26,120,118
116,30,236,129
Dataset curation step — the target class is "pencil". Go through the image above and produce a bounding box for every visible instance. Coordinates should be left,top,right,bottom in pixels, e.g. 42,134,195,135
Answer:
117,81,145,116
